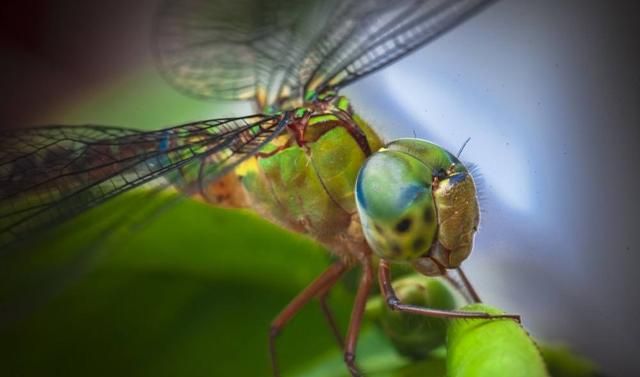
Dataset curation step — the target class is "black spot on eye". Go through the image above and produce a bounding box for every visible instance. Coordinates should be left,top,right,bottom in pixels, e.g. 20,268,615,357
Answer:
390,242,402,255
395,218,412,233
413,237,426,252
423,207,434,223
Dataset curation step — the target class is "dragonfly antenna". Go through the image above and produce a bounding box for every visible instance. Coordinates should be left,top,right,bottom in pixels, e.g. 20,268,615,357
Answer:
457,137,472,158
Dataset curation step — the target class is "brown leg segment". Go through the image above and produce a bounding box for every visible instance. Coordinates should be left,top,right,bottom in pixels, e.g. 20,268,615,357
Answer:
269,262,348,377
343,258,374,377
334,110,372,156
378,259,520,322
318,288,344,349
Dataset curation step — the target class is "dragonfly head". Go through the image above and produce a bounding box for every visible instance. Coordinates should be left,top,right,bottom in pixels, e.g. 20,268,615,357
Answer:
355,139,479,276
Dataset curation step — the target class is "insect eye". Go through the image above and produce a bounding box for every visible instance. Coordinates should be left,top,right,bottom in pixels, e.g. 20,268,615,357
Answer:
395,218,412,233
355,150,438,261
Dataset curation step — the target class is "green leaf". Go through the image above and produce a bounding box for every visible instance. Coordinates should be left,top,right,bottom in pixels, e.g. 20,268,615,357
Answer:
447,303,549,377
0,190,352,376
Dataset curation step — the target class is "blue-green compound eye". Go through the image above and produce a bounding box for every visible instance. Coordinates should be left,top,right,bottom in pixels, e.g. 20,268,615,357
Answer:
385,138,464,176
356,138,480,270
355,150,438,261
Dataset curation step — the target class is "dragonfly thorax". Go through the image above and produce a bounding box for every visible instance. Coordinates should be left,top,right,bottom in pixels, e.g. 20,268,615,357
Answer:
237,104,383,263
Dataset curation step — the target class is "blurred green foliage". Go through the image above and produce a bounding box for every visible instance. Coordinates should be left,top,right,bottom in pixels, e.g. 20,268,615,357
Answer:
1,191,349,376
40,68,235,129
0,190,438,376
540,344,600,377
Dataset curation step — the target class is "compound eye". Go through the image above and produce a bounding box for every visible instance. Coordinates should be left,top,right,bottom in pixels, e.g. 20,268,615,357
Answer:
355,150,438,261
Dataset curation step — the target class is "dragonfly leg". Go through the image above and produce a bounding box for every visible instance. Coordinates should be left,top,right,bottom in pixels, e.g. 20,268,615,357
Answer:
287,112,311,147
442,271,472,302
378,259,520,323
442,267,482,304
343,258,373,377
269,261,348,377
456,267,482,303
334,110,372,156
318,285,344,349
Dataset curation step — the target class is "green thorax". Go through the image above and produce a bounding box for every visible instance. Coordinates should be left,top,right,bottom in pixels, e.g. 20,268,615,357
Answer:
241,98,382,241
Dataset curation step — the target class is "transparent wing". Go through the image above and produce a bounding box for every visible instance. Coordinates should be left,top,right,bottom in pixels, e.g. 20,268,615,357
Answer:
297,0,494,96
153,0,358,106
0,115,286,248
153,0,493,109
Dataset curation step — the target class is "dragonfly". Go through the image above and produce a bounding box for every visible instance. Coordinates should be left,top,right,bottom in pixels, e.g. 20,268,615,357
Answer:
0,0,520,376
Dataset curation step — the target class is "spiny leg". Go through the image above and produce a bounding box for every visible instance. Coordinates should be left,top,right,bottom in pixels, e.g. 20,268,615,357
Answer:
343,258,374,377
269,261,348,377
378,259,520,322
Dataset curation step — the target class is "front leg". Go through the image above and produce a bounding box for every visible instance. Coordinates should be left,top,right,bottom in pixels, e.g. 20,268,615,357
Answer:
378,259,520,322
443,267,482,304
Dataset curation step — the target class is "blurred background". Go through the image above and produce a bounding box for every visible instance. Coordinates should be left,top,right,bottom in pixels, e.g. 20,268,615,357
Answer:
1,0,639,376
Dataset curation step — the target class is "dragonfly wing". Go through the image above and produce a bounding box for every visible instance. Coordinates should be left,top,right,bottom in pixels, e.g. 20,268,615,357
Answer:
153,0,326,105
298,0,495,95
0,115,286,248
153,0,494,109
153,0,388,108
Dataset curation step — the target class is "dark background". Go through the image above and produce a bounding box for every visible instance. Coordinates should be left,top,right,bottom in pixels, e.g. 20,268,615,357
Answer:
1,1,639,376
